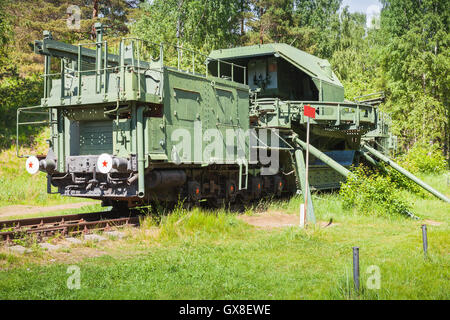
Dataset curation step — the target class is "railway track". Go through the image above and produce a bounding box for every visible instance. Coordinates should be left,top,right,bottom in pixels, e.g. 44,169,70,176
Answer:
0,210,141,243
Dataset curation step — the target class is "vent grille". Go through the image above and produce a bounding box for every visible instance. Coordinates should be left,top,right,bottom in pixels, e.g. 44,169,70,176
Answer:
79,121,113,155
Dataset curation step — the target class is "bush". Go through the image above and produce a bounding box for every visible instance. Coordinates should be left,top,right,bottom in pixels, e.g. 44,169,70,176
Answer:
384,166,425,196
397,142,447,174
339,165,413,217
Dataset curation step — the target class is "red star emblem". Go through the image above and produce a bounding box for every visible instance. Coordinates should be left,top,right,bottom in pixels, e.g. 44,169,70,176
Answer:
28,162,33,168
102,161,108,167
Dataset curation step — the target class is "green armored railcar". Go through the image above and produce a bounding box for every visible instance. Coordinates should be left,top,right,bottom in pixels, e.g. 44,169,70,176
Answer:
21,24,257,208
22,23,421,211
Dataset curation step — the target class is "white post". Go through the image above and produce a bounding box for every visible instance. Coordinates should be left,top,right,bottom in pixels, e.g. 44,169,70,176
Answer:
300,204,305,227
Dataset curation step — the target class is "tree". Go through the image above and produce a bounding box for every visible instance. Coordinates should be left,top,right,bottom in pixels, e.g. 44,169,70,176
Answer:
0,0,15,78
5,0,141,76
377,0,449,154
292,0,342,58
330,7,383,98
132,0,243,60
244,0,295,45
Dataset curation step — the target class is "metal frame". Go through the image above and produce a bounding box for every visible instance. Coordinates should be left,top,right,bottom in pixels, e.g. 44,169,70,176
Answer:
40,35,248,106
16,105,50,158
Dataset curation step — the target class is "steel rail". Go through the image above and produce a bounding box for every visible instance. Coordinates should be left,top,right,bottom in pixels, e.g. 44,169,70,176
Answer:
0,211,141,242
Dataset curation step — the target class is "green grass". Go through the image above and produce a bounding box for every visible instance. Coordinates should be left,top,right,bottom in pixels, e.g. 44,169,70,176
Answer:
0,180,448,299
0,130,97,207
416,172,450,197
1,136,448,300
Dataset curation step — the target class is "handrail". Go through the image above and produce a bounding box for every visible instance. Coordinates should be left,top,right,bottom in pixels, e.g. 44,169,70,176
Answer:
250,98,377,127
16,106,50,158
121,37,247,84
253,99,375,111
40,36,248,103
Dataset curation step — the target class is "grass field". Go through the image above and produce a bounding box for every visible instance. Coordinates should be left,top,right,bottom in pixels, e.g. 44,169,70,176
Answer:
0,178,448,300
0,131,97,207
1,134,449,299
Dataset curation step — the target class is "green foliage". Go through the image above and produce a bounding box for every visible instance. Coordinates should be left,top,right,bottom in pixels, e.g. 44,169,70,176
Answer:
331,0,449,158
132,0,243,61
0,76,43,149
243,0,343,58
339,166,413,217
291,0,342,58
0,0,15,78
132,0,347,63
331,10,385,99
5,0,140,76
245,0,296,45
384,166,424,196
396,142,447,174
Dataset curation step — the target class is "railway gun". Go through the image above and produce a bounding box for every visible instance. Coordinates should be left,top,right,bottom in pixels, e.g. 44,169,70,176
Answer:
18,23,448,217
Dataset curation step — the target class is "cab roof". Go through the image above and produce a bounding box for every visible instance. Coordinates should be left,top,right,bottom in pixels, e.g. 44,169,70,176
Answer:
209,43,343,88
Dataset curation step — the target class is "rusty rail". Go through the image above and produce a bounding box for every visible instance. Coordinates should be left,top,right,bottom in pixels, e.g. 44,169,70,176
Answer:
0,210,141,242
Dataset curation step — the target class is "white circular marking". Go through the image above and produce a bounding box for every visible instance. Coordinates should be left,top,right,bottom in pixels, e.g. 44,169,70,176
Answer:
25,156,40,175
97,154,113,174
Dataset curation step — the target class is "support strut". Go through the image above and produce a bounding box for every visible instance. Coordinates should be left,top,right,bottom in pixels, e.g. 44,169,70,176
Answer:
362,144,450,203
293,137,351,178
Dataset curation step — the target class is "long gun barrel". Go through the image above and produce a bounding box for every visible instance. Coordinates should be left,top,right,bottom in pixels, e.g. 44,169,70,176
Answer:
362,144,450,203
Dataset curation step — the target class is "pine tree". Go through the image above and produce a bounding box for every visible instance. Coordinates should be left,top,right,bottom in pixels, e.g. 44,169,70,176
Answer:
244,0,295,45
5,0,141,76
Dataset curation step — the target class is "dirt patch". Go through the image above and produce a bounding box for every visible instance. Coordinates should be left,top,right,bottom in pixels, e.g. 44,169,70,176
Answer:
238,212,298,228
238,212,338,229
0,202,99,218
47,247,109,264
423,219,443,226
